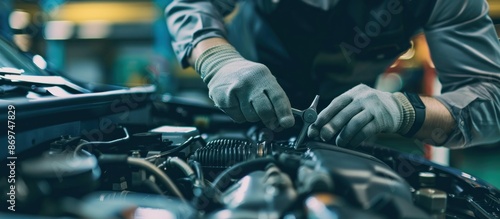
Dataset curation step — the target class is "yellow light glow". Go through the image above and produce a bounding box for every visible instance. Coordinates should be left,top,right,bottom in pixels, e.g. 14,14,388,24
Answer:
50,2,158,24
489,0,500,17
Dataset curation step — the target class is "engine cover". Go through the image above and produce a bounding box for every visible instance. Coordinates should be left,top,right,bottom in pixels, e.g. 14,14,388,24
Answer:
305,142,413,209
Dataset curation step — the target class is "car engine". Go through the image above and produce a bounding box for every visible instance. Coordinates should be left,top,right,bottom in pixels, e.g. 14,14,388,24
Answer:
1,90,499,219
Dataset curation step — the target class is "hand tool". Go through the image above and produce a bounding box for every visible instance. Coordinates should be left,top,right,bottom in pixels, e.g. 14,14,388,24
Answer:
291,95,319,149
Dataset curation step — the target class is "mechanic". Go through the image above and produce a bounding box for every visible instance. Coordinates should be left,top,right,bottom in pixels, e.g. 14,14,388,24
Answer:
165,0,500,148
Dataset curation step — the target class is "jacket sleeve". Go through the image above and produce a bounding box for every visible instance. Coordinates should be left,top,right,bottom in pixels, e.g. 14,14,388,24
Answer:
165,0,237,67
424,0,500,148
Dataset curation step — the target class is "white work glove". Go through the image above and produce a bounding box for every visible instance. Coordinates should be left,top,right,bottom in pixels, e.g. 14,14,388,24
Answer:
308,84,410,148
195,44,295,131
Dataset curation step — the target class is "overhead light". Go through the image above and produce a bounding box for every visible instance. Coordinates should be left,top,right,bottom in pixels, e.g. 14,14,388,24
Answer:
9,10,30,30
33,55,48,70
78,20,111,39
44,20,75,40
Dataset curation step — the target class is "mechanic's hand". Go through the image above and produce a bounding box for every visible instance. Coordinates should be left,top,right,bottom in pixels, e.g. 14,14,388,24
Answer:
195,44,295,131
308,84,403,148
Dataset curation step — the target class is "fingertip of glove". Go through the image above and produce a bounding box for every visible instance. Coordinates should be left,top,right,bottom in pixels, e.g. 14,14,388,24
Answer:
265,120,279,131
279,116,295,128
335,135,344,147
320,125,335,142
335,136,357,148
308,126,319,138
229,116,246,124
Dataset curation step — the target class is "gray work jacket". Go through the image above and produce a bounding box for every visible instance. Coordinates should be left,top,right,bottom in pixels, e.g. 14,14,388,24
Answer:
166,0,500,148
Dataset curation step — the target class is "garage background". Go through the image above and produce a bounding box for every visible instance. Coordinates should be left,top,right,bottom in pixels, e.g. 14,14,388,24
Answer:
4,0,500,188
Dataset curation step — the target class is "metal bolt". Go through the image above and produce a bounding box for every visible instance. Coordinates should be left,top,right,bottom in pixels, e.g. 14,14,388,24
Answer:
415,188,447,213
419,172,436,188
131,150,141,158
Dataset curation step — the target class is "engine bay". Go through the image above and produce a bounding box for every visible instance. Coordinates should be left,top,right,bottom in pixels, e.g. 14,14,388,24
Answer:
1,91,499,219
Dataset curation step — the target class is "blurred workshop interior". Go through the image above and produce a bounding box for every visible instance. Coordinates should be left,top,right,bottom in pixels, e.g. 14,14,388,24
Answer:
2,0,500,187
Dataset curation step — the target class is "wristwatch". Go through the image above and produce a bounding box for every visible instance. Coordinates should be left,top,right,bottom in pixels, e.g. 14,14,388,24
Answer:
403,92,426,137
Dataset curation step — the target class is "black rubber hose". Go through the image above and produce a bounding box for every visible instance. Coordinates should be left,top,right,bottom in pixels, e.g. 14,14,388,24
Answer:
191,138,257,168
167,157,195,177
189,160,205,184
211,157,275,191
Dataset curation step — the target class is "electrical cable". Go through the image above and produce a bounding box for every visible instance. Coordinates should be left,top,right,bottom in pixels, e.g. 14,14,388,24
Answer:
211,157,275,191
145,135,204,161
74,127,129,156
127,157,186,202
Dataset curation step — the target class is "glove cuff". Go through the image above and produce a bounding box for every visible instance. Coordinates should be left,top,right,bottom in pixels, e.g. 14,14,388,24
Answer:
393,92,416,135
194,44,243,82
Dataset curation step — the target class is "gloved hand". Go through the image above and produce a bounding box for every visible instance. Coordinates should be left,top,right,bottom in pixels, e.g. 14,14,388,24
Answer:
308,84,407,148
195,44,295,130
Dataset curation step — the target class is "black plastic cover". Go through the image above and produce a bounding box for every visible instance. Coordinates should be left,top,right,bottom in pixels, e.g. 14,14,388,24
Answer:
305,142,413,209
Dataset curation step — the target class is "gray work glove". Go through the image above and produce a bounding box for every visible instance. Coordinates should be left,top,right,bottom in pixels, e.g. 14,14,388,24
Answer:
195,44,295,130
308,84,411,148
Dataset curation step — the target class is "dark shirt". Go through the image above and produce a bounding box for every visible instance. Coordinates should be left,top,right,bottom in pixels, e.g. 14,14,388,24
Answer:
165,0,500,148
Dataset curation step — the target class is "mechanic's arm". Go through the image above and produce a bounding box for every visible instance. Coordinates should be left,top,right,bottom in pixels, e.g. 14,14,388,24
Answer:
412,97,455,145
166,0,294,130
308,0,500,148
423,0,500,148
165,0,235,67
187,38,229,65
